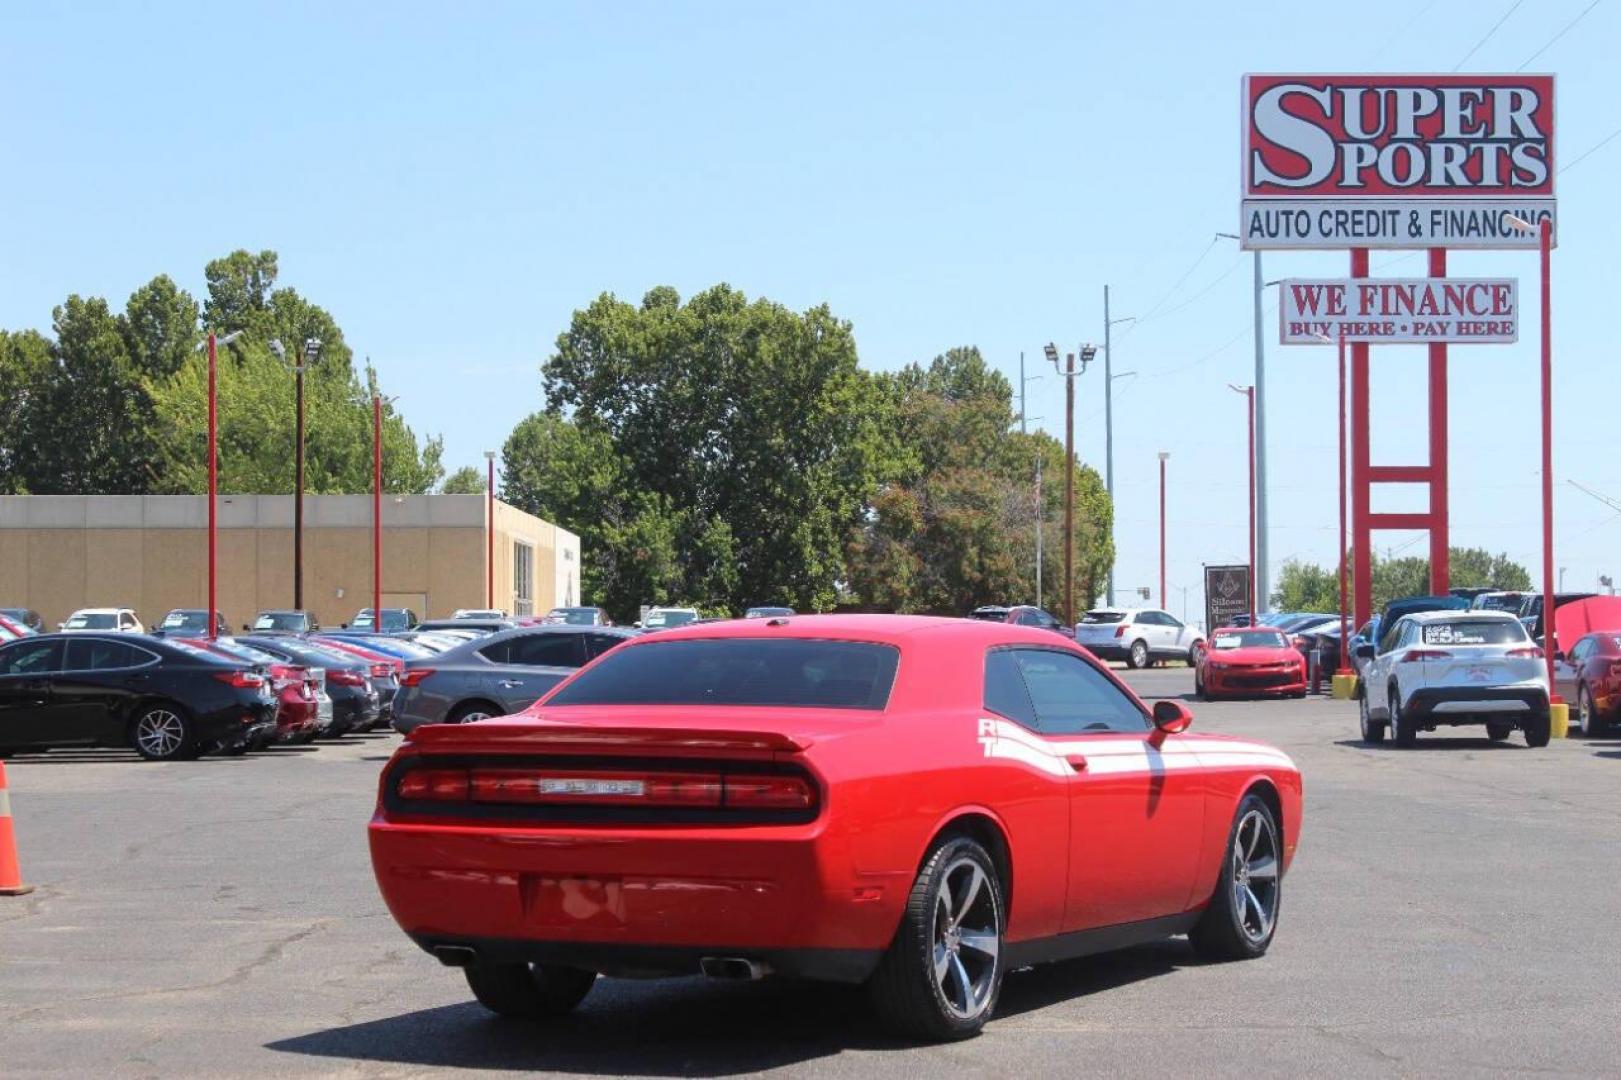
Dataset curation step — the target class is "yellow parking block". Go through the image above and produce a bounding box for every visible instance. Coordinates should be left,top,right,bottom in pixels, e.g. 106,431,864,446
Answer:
1330,673,1358,700
1550,702,1569,739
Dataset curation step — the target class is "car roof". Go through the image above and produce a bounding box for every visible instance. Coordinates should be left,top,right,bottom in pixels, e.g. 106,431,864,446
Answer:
1215,624,1286,632
626,612,1075,648
1403,609,1519,623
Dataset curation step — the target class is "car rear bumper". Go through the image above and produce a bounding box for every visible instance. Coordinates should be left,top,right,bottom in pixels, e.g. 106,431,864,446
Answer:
198,700,278,752
368,819,901,977
1404,686,1549,721
1077,641,1129,660
409,933,882,983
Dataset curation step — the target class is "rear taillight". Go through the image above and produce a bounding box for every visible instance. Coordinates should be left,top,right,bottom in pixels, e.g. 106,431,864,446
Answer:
397,769,469,801
1291,635,1307,650
1115,625,1129,638
1400,649,1453,662
215,670,264,689
370,662,392,679
328,668,367,687
393,765,818,815
1506,647,1544,659
398,668,435,688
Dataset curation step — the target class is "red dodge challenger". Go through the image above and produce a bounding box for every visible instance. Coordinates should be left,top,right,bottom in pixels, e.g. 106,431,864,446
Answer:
369,615,1302,1040
1195,626,1309,700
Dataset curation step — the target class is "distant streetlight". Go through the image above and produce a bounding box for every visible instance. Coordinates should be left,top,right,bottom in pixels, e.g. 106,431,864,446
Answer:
1218,232,1270,612
1229,383,1257,623
1103,287,1137,605
484,450,498,609
1158,452,1170,610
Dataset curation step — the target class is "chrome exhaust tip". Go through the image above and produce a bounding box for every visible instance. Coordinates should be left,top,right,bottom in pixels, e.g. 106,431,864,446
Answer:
699,956,770,981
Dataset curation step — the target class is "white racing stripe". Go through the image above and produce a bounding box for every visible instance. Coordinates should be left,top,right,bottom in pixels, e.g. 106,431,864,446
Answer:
975,717,1295,778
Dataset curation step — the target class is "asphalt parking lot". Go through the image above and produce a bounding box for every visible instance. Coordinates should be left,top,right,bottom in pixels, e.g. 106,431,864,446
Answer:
3,669,1620,1078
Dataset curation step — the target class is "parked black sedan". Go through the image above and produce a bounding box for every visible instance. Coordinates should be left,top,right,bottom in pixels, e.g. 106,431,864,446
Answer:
0,634,277,761
391,625,637,733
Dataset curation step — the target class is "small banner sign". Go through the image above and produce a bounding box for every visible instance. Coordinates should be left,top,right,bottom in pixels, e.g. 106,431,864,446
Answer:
1204,564,1253,633
1278,277,1518,344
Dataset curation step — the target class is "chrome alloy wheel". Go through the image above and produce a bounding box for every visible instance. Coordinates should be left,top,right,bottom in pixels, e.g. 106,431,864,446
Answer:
931,856,1000,1021
1231,808,1280,943
135,709,186,759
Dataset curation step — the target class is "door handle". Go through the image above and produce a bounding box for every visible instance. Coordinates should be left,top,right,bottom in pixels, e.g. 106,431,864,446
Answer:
499,679,525,689
1065,754,1088,773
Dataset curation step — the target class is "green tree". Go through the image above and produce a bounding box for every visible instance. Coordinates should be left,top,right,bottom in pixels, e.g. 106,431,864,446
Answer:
524,285,899,619
1272,559,1341,613
0,329,52,493
844,347,1112,616
440,466,486,494
1269,547,1535,612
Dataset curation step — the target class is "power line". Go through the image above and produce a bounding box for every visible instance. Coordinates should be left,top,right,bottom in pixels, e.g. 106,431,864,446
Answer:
1452,0,1526,70
1118,237,1220,339
1559,123,1621,175
1517,0,1604,70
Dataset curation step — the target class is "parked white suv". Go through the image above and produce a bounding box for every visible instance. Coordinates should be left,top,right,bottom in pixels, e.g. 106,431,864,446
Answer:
1355,609,1550,748
60,607,144,634
1074,607,1204,669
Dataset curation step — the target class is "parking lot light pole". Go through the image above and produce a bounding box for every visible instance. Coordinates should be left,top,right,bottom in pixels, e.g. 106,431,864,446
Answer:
484,451,497,610
1229,383,1256,623
1314,331,1352,674
202,330,243,640
1103,287,1137,606
1049,343,1097,627
1158,452,1169,609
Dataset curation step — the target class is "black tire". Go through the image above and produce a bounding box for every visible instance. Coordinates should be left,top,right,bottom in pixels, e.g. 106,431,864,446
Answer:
1388,687,1416,748
464,962,595,1018
1194,670,1206,699
1187,642,1204,667
1486,722,1513,742
868,835,1005,1041
1577,685,1607,737
130,704,200,761
447,701,502,725
1358,691,1386,744
1189,792,1282,961
1524,711,1551,748
1127,640,1149,669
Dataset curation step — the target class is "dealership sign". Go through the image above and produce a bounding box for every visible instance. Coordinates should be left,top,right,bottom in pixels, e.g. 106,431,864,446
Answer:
1242,74,1555,249
1204,565,1252,634
1279,277,1518,344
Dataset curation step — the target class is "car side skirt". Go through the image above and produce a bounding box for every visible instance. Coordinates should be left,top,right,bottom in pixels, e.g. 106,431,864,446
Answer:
1004,911,1202,970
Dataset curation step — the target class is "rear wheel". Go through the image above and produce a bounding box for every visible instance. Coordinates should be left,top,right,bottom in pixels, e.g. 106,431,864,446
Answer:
1486,722,1513,742
447,701,501,725
868,835,1005,1041
1127,640,1149,669
464,963,595,1018
1388,688,1416,748
1524,711,1551,748
130,705,199,761
1358,691,1386,744
1190,793,1282,961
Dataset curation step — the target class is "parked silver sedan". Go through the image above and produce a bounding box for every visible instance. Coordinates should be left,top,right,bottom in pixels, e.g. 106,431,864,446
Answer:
391,625,638,733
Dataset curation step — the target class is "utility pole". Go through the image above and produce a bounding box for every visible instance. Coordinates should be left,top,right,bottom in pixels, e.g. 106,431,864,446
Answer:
1104,288,1113,608
1048,342,1097,626
1230,383,1257,623
1251,252,1270,611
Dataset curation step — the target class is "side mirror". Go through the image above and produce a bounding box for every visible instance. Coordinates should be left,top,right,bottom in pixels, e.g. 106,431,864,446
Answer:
1554,650,1566,662
1355,643,1376,659
1152,699,1193,734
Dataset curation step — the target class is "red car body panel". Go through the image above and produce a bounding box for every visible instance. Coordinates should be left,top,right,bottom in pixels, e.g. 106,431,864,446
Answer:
1557,631,1621,719
1197,626,1308,698
184,639,318,741
369,615,1301,979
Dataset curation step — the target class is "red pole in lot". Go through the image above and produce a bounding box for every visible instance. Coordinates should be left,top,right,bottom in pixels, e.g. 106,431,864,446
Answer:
1428,248,1450,594
1337,332,1350,674
207,333,218,641
1539,218,1558,699
1351,249,1372,631
373,394,382,627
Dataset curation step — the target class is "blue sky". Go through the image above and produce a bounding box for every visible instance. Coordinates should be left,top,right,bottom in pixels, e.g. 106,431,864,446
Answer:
3,0,1618,619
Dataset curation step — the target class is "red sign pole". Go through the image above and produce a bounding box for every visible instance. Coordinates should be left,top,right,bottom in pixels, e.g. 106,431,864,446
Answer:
373,395,383,627
1351,249,1372,632
1337,332,1350,673
1539,218,1558,699
1428,248,1450,594
206,333,218,641
1245,388,1256,623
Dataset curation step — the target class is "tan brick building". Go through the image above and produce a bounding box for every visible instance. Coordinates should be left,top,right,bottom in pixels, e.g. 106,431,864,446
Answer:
0,495,580,630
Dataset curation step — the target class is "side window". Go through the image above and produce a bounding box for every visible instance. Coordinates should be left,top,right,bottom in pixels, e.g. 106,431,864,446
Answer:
475,640,512,664
1570,637,1592,662
583,634,626,659
506,633,583,668
983,649,1037,729
1155,611,1181,628
1012,649,1148,734
66,639,139,670
0,639,64,675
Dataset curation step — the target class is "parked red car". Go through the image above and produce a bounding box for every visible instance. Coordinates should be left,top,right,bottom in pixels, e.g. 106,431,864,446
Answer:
369,615,1302,1040
1195,626,1308,700
184,639,320,745
1554,631,1621,737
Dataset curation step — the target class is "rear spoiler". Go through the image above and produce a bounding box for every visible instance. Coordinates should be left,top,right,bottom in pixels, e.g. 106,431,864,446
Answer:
406,722,812,755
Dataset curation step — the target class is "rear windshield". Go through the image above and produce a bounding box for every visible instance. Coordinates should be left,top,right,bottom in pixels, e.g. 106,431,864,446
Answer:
1420,620,1528,646
546,638,901,710
161,611,209,630
66,613,118,629
643,610,697,629
1212,631,1289,649
1080,611,1125,625
1476,594,1522,611
254,613,305,631
968,609,1008,622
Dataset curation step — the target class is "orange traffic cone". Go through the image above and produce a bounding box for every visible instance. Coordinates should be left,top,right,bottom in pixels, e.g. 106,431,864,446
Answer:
0,761,33,896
